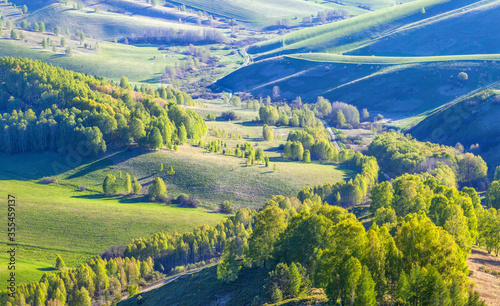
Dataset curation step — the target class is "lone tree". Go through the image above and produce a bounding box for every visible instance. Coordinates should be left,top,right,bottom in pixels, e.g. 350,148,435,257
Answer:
303,149,311,163
133,177,142,194
167,165,175,175
457,72,468,81
103,174,117,195
159,163,164,172
148,177,167,201
263,124,274,141
65,46,73,57
55,255,65,270
335,109,346,128
120,76,132,90
124,173,132,194
147,127,163,150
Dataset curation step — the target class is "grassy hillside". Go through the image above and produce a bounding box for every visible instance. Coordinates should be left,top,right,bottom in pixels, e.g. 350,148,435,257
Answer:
216,55,500,117
118,264,267,305
350,0,500,56
0,179,226,284
246,0,480,58
26,3,217,41
165,0,366,26
409,88,500,168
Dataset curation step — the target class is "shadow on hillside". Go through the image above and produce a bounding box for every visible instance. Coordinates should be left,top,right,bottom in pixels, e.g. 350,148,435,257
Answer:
235,121,261,127
65,149,149,180
71,193,149,204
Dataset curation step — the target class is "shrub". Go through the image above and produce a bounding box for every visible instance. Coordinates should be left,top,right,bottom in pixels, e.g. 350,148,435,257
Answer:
219,111,239,121
41,177,57,184
219,201,235,214
458,72,468,81
177,194,200,208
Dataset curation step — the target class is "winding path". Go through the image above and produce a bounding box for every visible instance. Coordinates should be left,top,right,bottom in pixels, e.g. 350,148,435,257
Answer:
320,119,341,151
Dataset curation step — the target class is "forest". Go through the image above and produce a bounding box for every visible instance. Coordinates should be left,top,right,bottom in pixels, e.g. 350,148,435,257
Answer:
0,58,207,155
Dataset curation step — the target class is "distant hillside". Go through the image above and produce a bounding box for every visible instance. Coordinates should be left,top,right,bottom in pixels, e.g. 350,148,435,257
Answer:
25,2,224,42
164,0,366,26
247,0,482,59
216,55,500,117
409,88,500,168
350,0,500,56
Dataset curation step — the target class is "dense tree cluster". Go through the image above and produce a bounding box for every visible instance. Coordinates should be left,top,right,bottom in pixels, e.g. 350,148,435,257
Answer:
219,191,483,305
1,255,160,305
299,151,379,206
285,127,338,161
123,209,256,273
123,28,226,45
369,132,488,189
0,57,206,155
259,103,322,128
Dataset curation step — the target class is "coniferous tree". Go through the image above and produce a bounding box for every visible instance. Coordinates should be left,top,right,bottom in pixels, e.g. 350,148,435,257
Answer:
55,255,65,270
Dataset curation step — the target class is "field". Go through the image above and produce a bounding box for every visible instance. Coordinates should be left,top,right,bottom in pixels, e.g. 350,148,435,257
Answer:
467,247,500,306
0,179,226,284
164,0,367,26
0,100,355,285
26,3,215,40
216,55,500,118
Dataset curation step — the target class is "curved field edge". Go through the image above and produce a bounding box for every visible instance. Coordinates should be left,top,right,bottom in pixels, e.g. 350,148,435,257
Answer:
287,53,500,65
0,179,226,285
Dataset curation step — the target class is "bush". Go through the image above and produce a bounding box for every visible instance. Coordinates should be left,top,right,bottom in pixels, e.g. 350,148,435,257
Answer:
458,72,468,81
177,194,200,208
219,111,239,121
41,177,57,184
219,201,235,214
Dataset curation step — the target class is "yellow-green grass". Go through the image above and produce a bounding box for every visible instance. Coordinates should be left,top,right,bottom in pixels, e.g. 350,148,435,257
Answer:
167,0,366,26
288,53,500,65
0,179,226,285
27,3,215,40
217,54,500,117
0,41,184,84
350,0,500,56
248,0,477,58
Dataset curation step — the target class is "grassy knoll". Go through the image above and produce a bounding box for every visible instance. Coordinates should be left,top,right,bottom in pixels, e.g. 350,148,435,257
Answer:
350,0,500,56
0,41,184,84
247,0,467,58
217,55,500,117
409,88,500,170
166,0,365,26
0,179,226,284
289,53,500,65
26,3,215,41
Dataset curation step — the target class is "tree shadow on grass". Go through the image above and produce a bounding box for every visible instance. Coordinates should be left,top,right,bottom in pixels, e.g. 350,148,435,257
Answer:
37,267,57,272
65,148,149,180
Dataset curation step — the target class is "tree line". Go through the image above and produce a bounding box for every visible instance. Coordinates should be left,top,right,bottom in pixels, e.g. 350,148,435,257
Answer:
369,132,489,189
0,57,207,155
1,255,161,306
217,185,485,305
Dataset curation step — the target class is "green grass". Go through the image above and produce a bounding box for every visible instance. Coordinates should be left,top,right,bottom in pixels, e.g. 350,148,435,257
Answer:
350,0,500,56
0,41,185,84
0,179,226,284
167,0,366,26
118,263,268,305
289,53,500,64
409,87,500,171
27,3,214,40
248,0,458,57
